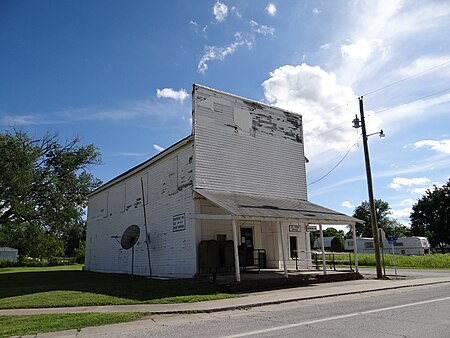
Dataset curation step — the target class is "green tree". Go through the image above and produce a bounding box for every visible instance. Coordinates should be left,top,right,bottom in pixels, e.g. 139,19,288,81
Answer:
349,199,408,238
410,180,450,253
323,227,345,251
309,227,345,251
0,130,101,259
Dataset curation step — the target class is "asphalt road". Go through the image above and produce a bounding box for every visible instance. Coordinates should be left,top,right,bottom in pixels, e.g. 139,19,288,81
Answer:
85,282,450,338
357,267,450,279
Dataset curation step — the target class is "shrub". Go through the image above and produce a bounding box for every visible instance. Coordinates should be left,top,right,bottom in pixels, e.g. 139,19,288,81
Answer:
0,259,15,268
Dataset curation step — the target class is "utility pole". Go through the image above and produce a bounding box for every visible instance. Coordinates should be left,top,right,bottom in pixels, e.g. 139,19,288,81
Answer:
358,96,383,279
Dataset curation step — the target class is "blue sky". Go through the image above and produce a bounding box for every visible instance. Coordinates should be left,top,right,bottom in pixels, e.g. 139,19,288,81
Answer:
1,0,449,228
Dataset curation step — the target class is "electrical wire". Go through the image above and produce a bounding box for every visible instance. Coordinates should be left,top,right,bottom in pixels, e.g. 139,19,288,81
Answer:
316,84,450,137
362,59,450,97
304,60,450,185
373,87,450,115
307,141,359,186
314,59,450,127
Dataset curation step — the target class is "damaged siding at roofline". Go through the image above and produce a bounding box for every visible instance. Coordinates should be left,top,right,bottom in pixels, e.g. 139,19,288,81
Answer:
193,84,307,200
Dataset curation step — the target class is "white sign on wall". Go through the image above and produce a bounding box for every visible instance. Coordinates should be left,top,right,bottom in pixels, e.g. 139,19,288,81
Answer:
306,225,318,232
289,225,302,232
173,214,186,232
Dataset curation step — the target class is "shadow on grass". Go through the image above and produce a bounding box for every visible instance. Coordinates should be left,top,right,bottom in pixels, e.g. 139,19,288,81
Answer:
0,270,224,301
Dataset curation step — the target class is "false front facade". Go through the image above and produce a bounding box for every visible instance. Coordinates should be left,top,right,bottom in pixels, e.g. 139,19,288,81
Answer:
85,85,359,280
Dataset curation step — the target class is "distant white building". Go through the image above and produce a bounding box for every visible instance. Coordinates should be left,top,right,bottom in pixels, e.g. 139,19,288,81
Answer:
0,247,18,262
345,237,430,255
85,85,360,280
313,236,343,252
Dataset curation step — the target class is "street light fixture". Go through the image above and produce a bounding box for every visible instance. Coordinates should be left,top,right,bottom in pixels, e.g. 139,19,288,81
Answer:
353,96,384,279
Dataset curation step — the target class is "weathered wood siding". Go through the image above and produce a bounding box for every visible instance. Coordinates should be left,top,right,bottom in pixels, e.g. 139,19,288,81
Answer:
85,142,196,277
193,85,307,199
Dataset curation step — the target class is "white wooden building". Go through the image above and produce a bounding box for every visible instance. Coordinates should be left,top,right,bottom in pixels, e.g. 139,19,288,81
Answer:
85,85,360,280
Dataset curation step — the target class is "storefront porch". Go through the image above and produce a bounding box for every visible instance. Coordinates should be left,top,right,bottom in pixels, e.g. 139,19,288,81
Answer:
192,188,362,283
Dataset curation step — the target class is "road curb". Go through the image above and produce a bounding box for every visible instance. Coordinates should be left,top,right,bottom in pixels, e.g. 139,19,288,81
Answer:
173,279,450,315
1,279,449,317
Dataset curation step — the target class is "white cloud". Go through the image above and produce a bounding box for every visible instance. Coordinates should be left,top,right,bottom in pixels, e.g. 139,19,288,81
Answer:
231,6,242,18
400,198,415,206
377,93,450,129
156,88,189,102
250,20,275,36
408,187,430,195
320,43,330,50
391,207,412,220
0,99,190,128
312,8,320,15
262,63,379,157
387,177,430,190
153,144,165,152
332,0,450,86
408,182,443,195
340,39,373,61
266,3,277,16
341,201,354,209
213,1,228,22
112,151,151,157
397,56,450,77
0,114,51,126
412,139,450,154
198,32,254,73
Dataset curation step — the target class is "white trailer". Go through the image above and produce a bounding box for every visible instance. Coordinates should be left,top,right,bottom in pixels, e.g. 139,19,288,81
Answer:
345,237,430,255
0,247,19,262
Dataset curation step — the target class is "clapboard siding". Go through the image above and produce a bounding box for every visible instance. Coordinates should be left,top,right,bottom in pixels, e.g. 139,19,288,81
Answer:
193,85,307,200
85,142,195,277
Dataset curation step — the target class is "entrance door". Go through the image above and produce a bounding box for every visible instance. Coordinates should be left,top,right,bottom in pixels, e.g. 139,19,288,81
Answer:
240,228,254,267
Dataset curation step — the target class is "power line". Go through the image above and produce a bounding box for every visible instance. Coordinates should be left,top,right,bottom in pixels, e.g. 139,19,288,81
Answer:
313,60,450,137
362,59,450,97
307,141,359,186
316,85,450,138
373,87,450,115
304,60,450,185
319,59,450,118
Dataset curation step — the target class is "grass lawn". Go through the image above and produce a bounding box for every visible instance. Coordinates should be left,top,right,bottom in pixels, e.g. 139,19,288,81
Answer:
0,312,147,337
0,265,238,309
333,253,450,269
0,264,84,274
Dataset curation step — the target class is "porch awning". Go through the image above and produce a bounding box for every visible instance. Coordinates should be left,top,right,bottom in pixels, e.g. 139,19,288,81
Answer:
194,188,361,225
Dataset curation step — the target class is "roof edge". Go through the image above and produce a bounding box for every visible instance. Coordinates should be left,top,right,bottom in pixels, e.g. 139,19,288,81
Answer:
193,84,302,118
89,135,194,197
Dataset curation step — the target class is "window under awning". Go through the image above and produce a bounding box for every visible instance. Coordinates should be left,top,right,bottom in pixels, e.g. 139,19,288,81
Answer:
194,188,361,225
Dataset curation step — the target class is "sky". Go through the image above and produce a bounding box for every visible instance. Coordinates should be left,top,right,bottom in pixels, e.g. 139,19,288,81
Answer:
1,0,449,230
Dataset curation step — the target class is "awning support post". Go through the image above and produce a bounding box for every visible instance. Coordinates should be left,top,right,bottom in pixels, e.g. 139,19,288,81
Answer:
319,223,326,276
278,220,288,279
305,224,310,269
231,217,241,283
352,223,359,272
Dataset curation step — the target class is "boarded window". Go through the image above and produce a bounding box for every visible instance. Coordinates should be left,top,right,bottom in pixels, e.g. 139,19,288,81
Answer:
108,184,125,215
125,177,142,209
89,192,107,220
234,107,252,133
168,156,178,195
